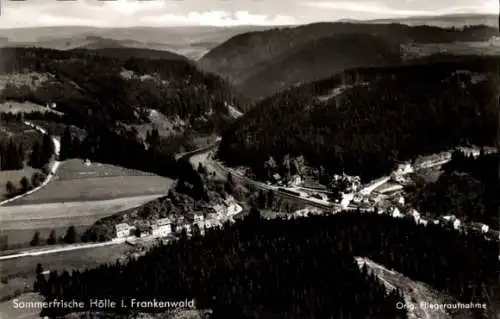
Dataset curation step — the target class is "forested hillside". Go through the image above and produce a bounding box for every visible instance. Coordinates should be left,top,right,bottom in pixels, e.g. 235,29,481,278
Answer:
0,47,245,177
217,57,498,182
235,33,402,99
408,151,499,227
35,211,497,318
0,47,242,131
200,23,496,99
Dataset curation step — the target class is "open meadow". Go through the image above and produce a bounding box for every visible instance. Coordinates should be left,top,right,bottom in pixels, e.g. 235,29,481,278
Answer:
402,41,500,59
5,159,174,205
0,243,134,309
0,101,58,114
0,159,174,245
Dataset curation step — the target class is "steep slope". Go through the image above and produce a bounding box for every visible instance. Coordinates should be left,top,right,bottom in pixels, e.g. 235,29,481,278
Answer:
237,33,402,99
217,57,498,182
0,47,242,129
199,22,496,99
0,47,245,178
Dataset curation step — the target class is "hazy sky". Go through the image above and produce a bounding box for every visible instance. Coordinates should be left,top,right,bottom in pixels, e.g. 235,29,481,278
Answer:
0,0,497,28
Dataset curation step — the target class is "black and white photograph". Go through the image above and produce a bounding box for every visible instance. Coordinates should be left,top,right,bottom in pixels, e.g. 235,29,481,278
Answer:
0,0,498,318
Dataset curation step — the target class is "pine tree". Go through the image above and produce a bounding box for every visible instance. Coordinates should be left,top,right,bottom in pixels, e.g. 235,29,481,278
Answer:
29,141,41,168
46,230,56,245
20,176,30,193
30,231,40,246
59,127,72,160
5,181,16,196
40,133,55,166
63,226,77,244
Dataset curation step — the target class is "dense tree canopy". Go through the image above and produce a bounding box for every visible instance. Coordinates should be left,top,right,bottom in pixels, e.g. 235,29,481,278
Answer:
36,211,497,318
0,47,244,133
218,57,497,182
408,151,499,227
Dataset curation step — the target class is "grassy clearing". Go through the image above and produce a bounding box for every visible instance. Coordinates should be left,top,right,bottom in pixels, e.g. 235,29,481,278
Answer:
0,101,55,114
0,293,43,319
8,177,172,204
0,243,133,279
1,158,173,246
0,225,89,247
0,166,40,199
5,158,173,205
55,158,158,180
402,41,500,60
1,194,165,230
0,243,134,304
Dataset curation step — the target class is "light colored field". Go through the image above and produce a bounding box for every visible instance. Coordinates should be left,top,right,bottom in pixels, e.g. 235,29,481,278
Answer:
0,166,40,199
0,158,173,246
7,176,172,205
55,158,157,180
0,293,43,319
5,158,174,205
0,243,134,304
0,195,165,230
0,101,56,114
1,225,88,247
0,72,53,91
402,41,500,60
0,243,133,280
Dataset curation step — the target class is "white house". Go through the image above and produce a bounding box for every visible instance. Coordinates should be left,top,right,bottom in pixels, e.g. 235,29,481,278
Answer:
481,224,489,233
340,192,354,209
418,219,428,226
395,162,413,175
288,175,302,187
151,218,172,237
409,208,420,223
390,207,403,218
115,223,133,238
182,224,192,235
397,196,405,206
151,224,171,237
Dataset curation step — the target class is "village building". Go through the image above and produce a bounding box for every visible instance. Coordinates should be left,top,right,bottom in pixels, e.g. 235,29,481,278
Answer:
471,223,489,233
288,175,302,187
272,173,282,181
115,223,134,238
151,218,172,237
388,206,403,218
340,192,354,208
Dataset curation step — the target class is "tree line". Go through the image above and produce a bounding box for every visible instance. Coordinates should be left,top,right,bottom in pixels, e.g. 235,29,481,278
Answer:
217,57,498,183
34,209,497,318
30,226,79,247
58,124,178,178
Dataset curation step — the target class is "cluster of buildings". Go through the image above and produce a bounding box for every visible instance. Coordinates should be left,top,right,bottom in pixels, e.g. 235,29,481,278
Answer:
115,217,174,239
114,196,242,241
390,162,414,184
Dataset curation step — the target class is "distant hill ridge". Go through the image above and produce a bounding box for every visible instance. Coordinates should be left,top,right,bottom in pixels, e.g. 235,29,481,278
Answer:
199,21,496,99
236,33,402,99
